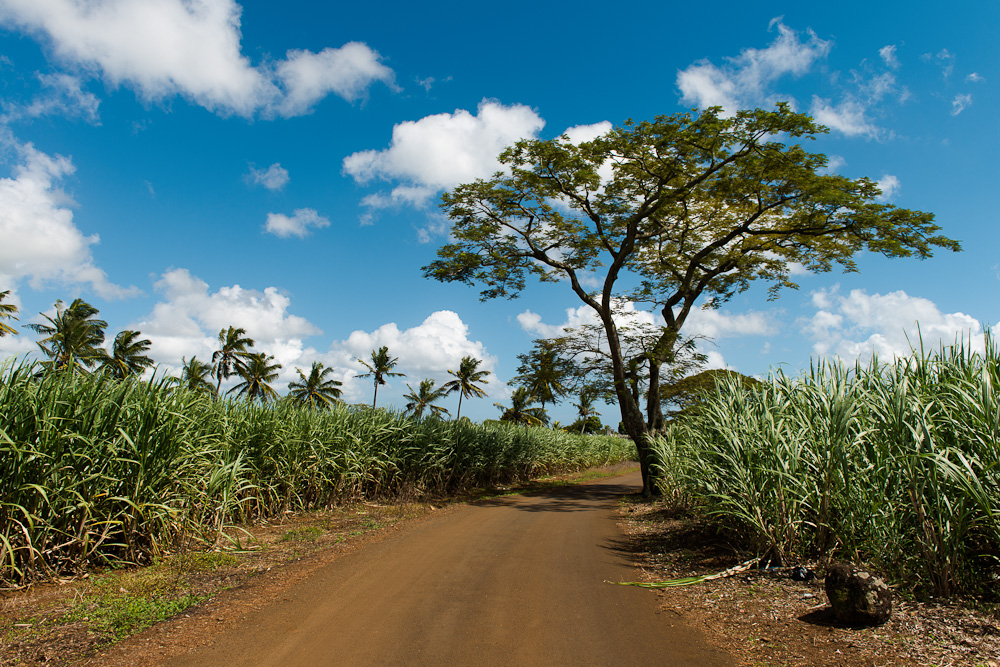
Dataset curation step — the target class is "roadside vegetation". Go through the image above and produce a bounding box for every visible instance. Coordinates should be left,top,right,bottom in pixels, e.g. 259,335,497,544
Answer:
0,360,634,588
651,334,1000,598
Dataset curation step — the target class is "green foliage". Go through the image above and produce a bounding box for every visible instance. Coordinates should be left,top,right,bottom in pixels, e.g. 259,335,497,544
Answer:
0,290,18,337
355,345,405,408
288,361,343,409
442,355,490,420
99,330,155,379
230,353,282,403
212,326,255,394
403,378,450,419
423,104,959,494
495,387,549,426
661,369,761,420
0,360,634,586
651,334,1000,597
513,340,572,407
25,298,108,371
176,356,216,395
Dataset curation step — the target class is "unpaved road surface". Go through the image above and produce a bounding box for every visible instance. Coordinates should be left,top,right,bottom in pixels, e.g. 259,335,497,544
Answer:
166,471,731,667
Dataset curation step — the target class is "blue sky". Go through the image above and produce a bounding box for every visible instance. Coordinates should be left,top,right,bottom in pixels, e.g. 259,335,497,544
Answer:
0,0,996,423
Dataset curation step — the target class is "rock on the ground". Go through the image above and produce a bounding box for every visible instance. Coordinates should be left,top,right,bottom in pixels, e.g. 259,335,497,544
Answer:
824,562,892,626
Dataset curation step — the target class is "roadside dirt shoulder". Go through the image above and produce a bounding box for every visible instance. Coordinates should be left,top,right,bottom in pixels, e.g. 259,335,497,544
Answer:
616,497,1000,667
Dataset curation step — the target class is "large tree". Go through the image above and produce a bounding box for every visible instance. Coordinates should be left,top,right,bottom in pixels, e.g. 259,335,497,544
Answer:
288,361,343,409
442,355,490,421
355,346,405,409
99,330,154,379
424,104,959,496
26,298,108,371
212,326,256,394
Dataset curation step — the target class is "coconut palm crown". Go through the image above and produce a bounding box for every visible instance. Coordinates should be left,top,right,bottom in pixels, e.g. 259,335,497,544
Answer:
403,378,451,420
99,330,154,379
212,326,255,393
229,353,282,403
26,299,107,371
355,346,405,408
288,361,343,409
442,355,490,421
0,290,19,337
495,387,548,426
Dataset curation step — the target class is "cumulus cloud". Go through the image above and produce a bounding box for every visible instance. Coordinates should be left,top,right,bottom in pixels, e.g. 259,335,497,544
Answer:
875,174,900,201
562,121,612,144
966,72,984,83
133,268,320,380
326,310,500,402
0,0,395,118
245,162,289,190
676,19,831,112
274,42,396,116
802,286,983,361
342,99,545,212
0,142,136,298
264,208,330,238
0,287,36,357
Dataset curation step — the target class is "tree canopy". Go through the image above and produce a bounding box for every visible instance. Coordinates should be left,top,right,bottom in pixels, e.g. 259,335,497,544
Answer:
424,104,959,495
442,355,490,420
356,346,405,409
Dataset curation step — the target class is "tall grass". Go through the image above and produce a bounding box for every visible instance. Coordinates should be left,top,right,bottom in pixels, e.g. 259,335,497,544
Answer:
652,334,1000,597
0,362,633,586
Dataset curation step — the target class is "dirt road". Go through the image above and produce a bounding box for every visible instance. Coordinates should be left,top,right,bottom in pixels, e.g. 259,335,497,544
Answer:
166,471,731,667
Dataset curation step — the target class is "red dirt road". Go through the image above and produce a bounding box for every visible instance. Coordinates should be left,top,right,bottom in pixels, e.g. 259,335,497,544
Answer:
167,471,732,667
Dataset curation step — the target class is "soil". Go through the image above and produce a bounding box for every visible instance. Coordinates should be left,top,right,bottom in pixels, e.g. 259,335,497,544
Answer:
3,465,998,666
616,497,1000,666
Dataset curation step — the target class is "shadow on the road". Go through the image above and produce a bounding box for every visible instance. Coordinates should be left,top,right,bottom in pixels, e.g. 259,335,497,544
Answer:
473,481,638,513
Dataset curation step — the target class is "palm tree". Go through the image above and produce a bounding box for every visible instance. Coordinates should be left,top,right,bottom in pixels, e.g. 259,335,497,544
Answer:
572,387,601,434
495,387,548,426
0,290,19,337
99,330,154,379
229,353,282,403
177,356,216,395
355,346,405,408
515,341,571,409
442,355,490,421
25,298,107,371
212,326,255,393
403,378,451,419
288,361,343,409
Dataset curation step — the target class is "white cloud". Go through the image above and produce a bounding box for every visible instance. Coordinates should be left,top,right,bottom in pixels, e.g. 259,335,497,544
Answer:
274,42,396,117
0,0,395,118
875,174,900,201
562,121,612,144
264,208,329,238
133,268,320,385
810,95,878,139
802,286,983,361
246,162,289,190
879,45,900,70
1,72,100,123
0,142,136,298
966,72,984,83
342,99,545,212
326,310,500,401
676,19,831,112
684,306,778,339
951,93,972,116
